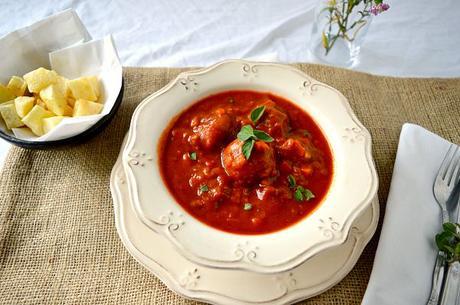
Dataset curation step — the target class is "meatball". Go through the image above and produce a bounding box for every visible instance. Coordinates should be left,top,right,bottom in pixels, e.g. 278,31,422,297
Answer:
193,111,234,150
254,100,290,139
278,138,313,162
221,139,276,184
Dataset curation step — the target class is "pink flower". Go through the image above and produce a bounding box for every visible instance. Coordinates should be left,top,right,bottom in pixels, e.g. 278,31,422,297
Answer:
370,3,390,16
370,6,379,15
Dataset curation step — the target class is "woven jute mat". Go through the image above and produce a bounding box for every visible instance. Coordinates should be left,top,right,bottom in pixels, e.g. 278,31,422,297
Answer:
0,65,459,305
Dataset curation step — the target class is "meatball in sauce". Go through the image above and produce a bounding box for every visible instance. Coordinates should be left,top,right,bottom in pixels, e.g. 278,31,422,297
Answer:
159,90,333,234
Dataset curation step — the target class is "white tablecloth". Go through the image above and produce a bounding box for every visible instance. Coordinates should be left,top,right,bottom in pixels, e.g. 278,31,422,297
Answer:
0,0,459,162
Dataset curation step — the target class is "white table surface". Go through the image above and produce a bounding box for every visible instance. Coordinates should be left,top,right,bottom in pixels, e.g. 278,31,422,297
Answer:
0,0,459,164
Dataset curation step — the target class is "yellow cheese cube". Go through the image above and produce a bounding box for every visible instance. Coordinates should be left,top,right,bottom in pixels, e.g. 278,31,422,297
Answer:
55,76,70,97
68,77,97,101
73,99,103,117
43,116,66,134
23,68,58,93
84,76,100,99
39,84,67,116
0,103,24,129
22,105,54,136
14,96,35,118
7,76,27,96
0,84,16,103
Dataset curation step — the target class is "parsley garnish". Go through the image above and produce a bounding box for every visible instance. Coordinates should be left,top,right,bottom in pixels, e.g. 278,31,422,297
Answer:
287,174,296,188
436,222,460,263
237,125,256,141
250,105,265,124
294,186,315,202
198,185,209,196
242,139,255,160
287,175,315,202
294,188,304,201
237,124,273,160
189,152,197,161
243,203,253,211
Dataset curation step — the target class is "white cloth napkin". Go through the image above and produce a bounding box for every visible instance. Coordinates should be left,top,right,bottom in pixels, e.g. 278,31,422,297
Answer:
362,123,456,305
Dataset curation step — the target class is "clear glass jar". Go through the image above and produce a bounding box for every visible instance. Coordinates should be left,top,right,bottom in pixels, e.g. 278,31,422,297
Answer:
310,0,373,68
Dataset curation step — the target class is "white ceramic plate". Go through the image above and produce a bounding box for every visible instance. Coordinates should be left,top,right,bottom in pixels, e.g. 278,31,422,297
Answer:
121,60,378,273
111,140,379,305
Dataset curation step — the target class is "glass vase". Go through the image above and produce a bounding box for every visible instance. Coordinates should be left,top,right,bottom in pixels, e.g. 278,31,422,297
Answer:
310,0,373,68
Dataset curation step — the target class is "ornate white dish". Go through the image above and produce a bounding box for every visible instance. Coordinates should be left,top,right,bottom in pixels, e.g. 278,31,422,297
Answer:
122,60,378,273
111,142,379,304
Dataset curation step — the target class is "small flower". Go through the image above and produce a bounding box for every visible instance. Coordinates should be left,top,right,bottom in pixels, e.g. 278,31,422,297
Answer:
370,3,390,16
370,6,378,15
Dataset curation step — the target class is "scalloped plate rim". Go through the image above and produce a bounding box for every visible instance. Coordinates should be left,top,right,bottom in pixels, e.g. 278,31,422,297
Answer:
121,59,379,273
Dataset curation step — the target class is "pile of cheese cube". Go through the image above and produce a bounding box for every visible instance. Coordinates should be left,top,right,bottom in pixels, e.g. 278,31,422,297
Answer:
0,67,102,137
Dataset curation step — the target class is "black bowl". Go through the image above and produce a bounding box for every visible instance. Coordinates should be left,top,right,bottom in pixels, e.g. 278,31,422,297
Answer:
0,79,124,149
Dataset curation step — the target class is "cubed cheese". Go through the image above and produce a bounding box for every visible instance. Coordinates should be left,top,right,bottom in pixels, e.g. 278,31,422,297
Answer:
0,84,16,103
39,84,67,115
22,105,54,136
84,76,100,99
23,68,58,93
68,77,97,101
55,75,70,97
73,99,103,117
14,96,35,118
0,103,24,129
42,116,66,134
7,76,27,96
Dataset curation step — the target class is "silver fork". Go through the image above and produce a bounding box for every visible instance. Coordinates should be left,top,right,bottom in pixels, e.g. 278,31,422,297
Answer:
427,144,460,305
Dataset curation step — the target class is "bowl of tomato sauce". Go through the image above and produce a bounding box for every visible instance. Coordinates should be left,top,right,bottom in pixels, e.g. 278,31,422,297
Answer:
122,60,378,274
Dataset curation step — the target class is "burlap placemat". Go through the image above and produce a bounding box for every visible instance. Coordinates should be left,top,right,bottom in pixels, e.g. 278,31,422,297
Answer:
0,65,459,305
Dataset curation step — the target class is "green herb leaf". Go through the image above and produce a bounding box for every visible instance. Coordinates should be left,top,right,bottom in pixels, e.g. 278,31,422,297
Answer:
294,188,304,201
189,152,197,161
444,222,457,234
455,243,460,258
237,125,254,141
253,130,274,143
287,175,296,188
293,186,315,202
198,185,209,196
445,245,455,253
250,105,265,124
302,188,315,201
436,231,452,252
236,124,273,160
435,222,460,263
435,234,444,252
243,203,253,211
242,139,255,160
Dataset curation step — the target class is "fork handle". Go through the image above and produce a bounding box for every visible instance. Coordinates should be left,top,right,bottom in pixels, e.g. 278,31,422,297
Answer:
427,253,447,305
439,261,460,305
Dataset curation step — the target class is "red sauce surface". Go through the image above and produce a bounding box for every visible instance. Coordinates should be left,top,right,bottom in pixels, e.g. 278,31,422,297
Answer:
159,90,333,234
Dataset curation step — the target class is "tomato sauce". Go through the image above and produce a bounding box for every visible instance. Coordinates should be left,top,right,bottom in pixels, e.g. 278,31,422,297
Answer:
159,90,333,235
